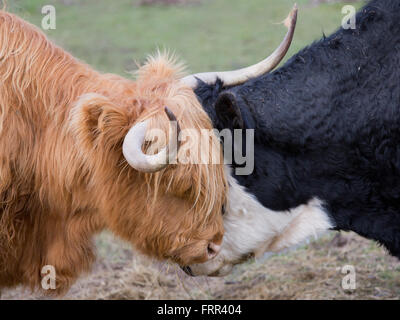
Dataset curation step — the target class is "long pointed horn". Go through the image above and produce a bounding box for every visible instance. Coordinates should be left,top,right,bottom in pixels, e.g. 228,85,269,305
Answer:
181,4,298,88
122,107,181,173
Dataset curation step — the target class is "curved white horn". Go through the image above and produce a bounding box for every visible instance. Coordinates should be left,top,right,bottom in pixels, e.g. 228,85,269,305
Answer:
122,107,181,173
181,4,298,88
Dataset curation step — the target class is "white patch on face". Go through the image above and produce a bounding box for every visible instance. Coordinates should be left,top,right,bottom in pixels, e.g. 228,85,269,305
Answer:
189,167,334,276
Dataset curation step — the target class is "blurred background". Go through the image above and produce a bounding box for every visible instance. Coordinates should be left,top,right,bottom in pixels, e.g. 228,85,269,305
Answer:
9,0,362,75
4,0,400,300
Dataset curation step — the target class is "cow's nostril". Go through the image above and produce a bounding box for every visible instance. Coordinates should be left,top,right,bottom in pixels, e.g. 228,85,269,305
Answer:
207,242,221,259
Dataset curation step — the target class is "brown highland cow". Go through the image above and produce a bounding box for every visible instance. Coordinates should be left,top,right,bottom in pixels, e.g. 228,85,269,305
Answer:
0,10,227,294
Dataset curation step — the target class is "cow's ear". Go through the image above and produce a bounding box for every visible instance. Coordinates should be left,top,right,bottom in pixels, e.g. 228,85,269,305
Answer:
69,93,129,151
214,91,255,129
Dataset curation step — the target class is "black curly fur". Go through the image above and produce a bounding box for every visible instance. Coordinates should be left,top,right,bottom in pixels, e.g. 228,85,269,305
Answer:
195,0,400,257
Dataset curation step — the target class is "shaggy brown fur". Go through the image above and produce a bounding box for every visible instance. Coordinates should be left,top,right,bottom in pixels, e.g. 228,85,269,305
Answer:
0,11,226,294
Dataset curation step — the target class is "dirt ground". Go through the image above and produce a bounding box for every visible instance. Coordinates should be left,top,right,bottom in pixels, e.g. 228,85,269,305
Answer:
2,231,400,300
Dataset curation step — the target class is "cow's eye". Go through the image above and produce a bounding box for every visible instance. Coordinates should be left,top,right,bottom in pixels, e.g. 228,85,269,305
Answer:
222,204,226,216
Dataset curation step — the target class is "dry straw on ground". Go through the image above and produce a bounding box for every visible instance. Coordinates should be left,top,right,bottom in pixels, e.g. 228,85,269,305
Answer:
3,231,400,300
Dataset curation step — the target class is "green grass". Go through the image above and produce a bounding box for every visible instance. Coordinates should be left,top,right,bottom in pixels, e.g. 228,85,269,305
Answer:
10,0,363,76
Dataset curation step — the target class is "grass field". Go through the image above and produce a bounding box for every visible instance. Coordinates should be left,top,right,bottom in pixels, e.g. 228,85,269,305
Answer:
4,0,398,300
10,0,361,75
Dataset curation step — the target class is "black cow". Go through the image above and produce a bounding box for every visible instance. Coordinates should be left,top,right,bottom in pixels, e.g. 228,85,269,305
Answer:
184,0,400,276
